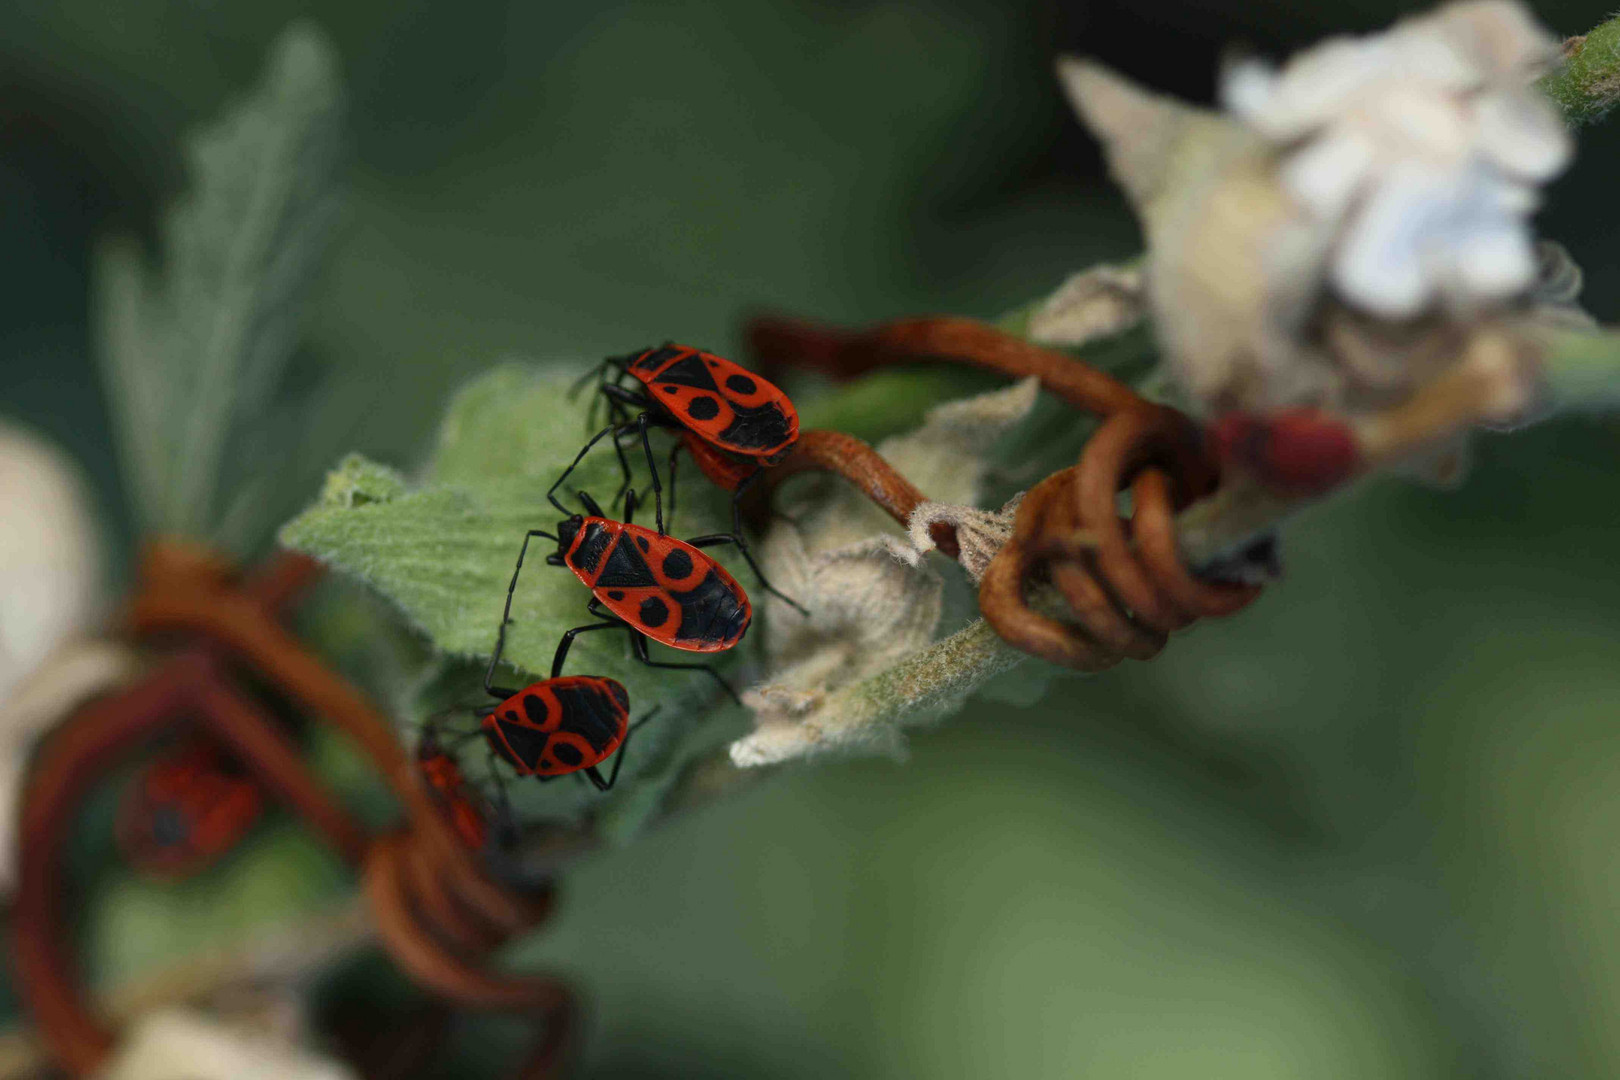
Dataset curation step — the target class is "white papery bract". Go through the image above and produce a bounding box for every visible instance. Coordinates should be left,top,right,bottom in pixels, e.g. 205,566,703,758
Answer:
1223,0,1569,318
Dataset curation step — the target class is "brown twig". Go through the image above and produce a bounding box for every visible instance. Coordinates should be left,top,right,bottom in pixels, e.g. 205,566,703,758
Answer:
13,542,574,1079
750,313,1145,414
750,315,1262,670
766,429,961,558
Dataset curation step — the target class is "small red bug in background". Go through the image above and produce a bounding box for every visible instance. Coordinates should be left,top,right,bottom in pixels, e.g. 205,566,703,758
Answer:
562,343,806,614
415,730,494,849
117,740,265,878
1207,408,1361,496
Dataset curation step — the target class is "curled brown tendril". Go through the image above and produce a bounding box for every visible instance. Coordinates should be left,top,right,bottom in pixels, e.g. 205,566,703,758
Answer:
766,428,960,558
748,314,1262,669
13,540,573,1078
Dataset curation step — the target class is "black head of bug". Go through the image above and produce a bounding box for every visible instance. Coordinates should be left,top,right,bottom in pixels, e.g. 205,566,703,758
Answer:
554,515,584,558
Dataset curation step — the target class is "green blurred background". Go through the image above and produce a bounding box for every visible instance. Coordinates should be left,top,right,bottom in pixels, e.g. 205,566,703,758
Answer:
4,0,1620,1076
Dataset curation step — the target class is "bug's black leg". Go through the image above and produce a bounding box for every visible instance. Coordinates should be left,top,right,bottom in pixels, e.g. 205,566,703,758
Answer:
552,620,621,679
576,489,607,518
601,383,650,411
483,744,520,848
666,439,683,529
627,628,740,704
549,424,629,518
487,529,558,698
685,529,809,617
609,422,636,508
604,390,635,430
629,412,664,534
732,470,807,615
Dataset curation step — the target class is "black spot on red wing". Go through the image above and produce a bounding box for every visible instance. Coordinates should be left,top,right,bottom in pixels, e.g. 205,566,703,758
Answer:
636,536,650,552
494,721,553,770
521,694,552,726
570,521,613,574
652,353,720,391
718,400,793,452
551,741,584,768
593,534,657,587
687,395,721,421
670,568,750,644
662,385,678,394
662,548,693,578
638,595,670,628
606,681,629,710
550,683,623,752
725,373,757,394
607,590,625,601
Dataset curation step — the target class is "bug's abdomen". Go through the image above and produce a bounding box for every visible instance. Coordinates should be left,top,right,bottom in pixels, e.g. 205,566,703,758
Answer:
683,431,757,492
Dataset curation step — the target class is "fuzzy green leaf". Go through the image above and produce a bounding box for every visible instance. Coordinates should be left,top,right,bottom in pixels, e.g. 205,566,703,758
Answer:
280,365,736,710
1538,13,1620,126
95,22,344,546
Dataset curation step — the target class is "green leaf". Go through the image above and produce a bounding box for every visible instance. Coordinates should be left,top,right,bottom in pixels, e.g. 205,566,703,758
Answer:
1537,13,1620,127
95,22,345,547
85,822,348,986
280,365,736,710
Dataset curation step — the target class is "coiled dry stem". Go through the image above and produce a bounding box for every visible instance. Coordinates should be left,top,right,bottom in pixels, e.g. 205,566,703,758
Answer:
749,314,1262,670
12,540,574,1079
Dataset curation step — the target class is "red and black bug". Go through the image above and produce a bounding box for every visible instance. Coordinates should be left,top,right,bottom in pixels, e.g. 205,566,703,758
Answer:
479,676,649,791
561,343,806,614
498,487,747,703
453,550,667,793
416,732,493,849
116,740,265,878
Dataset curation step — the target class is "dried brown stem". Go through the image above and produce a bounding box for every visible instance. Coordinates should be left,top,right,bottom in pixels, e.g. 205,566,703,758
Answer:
750,313,1145,414
768,429,961,558
13,543,574,1079
752,314,1262,671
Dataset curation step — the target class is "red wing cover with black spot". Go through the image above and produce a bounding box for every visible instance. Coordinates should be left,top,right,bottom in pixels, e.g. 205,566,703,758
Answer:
116,744,265,877
626,344,799,465
485,675,631,778
564,518,751,652
418,751,488,849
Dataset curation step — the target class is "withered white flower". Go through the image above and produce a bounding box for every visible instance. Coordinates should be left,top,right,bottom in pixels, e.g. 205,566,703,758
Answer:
0,423,102,702
1058,0,1572,442
1026,263,1146,347
1223,0,1569,318
907,495,1023,583
733,380,1039,766
0,424,120,894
